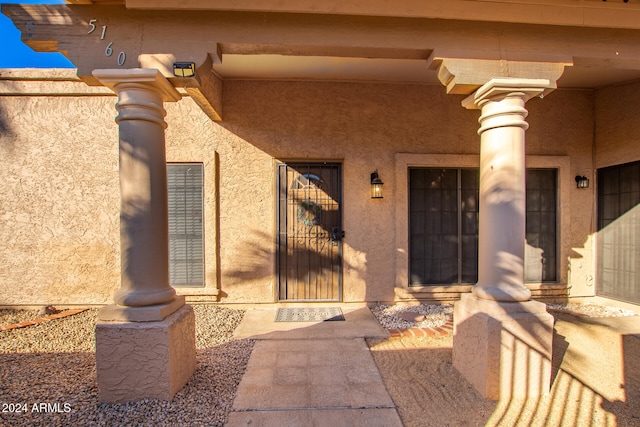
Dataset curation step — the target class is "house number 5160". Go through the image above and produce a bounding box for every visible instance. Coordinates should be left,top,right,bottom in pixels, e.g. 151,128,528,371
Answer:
88,19,126,66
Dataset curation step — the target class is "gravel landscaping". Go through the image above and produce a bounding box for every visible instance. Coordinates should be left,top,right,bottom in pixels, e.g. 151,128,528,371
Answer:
371,304,454,329
1,300,636,426
371,301,637,330
0,309,42,328
0,305,253,427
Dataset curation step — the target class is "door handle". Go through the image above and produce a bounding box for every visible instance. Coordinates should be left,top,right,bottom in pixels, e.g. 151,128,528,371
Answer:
331,227,345,241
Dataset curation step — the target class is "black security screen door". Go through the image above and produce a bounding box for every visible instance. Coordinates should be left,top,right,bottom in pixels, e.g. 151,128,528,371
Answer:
277,163,343,301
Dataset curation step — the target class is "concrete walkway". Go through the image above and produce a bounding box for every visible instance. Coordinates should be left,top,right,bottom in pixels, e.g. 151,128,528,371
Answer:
227,307,402,426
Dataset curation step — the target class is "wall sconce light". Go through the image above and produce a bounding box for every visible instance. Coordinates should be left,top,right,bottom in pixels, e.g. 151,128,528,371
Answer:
371,170,384,199
575,175,589,189
173,62,196,78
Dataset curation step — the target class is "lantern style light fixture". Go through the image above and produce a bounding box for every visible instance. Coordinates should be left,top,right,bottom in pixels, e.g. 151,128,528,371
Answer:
173,62,196,78
371,170,384,198
575,175,590,189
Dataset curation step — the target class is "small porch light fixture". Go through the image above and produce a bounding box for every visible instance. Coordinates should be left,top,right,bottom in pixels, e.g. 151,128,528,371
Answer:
173,62,196,78
575,175,590,189
371,170,384,198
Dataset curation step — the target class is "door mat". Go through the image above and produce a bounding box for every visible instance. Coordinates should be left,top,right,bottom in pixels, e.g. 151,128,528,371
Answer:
275,307,345,322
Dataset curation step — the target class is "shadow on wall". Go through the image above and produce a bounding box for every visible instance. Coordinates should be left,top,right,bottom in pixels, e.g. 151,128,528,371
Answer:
487,322,636,425
369,311,638,425
116,134,174,306
224,229,365,300
214,82,478,302
454,300,557,399
456,310,638,425
223,230,275,286
0,100,16,151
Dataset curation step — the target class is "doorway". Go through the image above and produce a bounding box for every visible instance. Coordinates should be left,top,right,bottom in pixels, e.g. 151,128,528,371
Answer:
276,163,343,301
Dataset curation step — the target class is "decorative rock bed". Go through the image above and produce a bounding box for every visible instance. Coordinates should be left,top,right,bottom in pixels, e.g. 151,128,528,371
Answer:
371,304,454,329
371,301,637,331
0,305,253,427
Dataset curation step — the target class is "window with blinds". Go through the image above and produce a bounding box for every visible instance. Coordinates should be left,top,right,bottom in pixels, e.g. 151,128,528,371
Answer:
167,163,204,287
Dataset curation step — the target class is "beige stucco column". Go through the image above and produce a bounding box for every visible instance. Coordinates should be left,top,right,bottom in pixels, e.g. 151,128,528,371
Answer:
453,77,557,400
94,68,185,321
465,79,546,302
92,69,196,403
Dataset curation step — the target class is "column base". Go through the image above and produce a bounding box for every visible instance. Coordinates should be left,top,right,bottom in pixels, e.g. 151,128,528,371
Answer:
98,295,185,322
453,293,554,400
95,304,196,403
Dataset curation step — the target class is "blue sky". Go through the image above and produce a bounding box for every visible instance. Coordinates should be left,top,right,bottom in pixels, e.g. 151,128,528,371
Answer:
0,0,74,68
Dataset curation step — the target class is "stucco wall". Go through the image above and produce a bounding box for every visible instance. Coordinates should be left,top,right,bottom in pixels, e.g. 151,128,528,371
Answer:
0,92,120,305
0,72,223,306
595,80,640,169
219,81,596,303
219,81,480,303
528,90,597,298
0,72,600,306
164,96,223,301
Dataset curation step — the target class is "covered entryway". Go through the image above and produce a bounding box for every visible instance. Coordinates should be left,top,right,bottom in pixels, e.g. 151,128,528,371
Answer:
276,163,343,301
7,0,640,405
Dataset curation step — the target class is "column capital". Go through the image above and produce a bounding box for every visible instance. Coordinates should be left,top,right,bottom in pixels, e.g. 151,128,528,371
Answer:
463,78,554,136
434,58,569,96
94,68,181,128
462,78,553,110
92,68,181,103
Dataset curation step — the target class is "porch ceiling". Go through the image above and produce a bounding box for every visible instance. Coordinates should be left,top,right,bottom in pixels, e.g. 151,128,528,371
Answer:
209,41,640,89
211,54,640,90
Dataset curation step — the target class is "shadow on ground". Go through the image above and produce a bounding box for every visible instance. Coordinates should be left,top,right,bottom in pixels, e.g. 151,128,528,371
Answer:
368,312,640,427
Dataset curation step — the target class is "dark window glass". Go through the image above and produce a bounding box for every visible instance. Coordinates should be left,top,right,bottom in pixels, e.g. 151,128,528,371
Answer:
597,161,640,304
409,167,557,286
525,169,558,282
